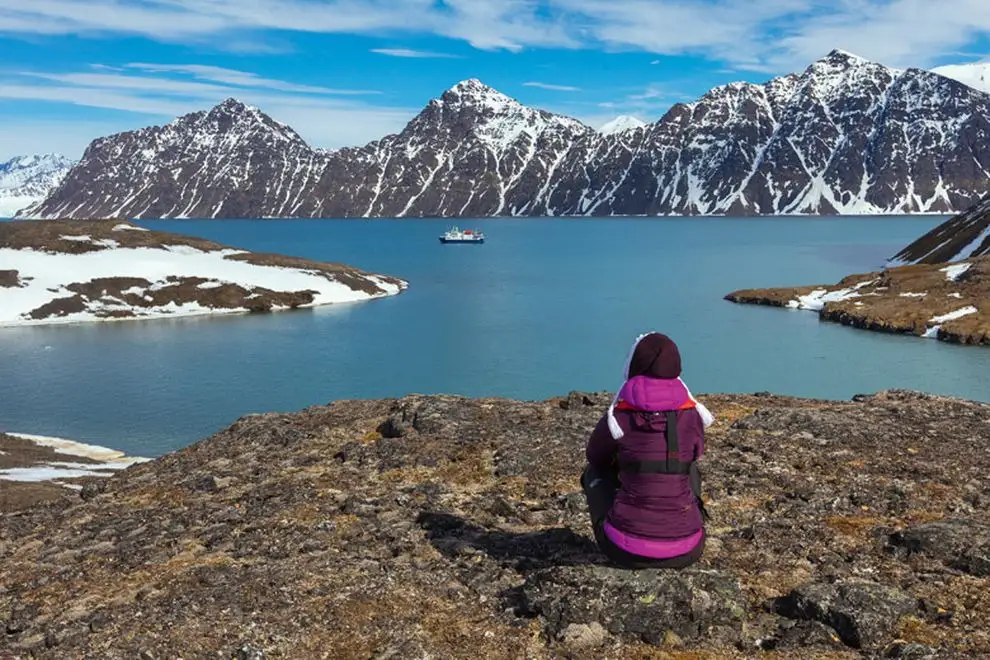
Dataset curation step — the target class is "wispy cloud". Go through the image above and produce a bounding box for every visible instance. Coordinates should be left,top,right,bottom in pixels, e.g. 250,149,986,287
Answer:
627,84,668,101
370,48,461,59
125,63,379,95
3,1,990,72
0,62,416,157
570,82,685,124
523,81,581,92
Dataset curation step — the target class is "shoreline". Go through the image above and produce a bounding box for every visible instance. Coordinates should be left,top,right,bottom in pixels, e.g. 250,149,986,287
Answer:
0,431,149,510
726,256,989,346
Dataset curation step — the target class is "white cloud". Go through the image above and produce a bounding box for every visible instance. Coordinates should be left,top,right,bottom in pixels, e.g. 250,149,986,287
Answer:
3,1,990,76
0,63,419,157
523,81,581,92
370,48,460,58
124,63,380,94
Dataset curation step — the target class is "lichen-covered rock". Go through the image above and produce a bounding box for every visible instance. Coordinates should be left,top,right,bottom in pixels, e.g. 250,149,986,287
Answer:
518,566,745,646
761,620,845,651
888,520,990,577
775,580,918,649
558,622,607,650
882,641,941,658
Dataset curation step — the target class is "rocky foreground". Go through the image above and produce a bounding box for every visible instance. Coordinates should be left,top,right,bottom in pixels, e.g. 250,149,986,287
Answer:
726,256,989,345
0,219,405,327
2,390,989,658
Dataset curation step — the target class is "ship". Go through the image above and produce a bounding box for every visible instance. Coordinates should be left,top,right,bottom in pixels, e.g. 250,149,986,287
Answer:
439,226,485,244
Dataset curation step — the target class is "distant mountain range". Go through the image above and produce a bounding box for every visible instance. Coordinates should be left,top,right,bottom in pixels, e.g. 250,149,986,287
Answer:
0,154,75,217
19,50,990,219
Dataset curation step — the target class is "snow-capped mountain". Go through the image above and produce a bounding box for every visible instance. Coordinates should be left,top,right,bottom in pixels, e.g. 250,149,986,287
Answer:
0,154,74,217
889,195,990,265
25,50,990,219
599,116,647,135
931,62,990,94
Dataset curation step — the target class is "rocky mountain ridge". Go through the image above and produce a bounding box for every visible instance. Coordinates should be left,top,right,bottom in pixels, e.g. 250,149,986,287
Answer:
0,154,74,217
1,389,988,658
25,50,990,219
889,195,990,265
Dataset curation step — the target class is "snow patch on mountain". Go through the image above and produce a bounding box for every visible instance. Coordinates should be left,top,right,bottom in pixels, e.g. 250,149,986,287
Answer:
931,62,990,94
599,116,647,135
0,154,74,217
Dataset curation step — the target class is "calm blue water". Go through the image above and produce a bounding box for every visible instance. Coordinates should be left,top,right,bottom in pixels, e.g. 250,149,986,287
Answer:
2,216,987,457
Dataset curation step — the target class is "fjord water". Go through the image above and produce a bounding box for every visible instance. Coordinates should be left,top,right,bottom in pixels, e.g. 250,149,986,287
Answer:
2,216,988,457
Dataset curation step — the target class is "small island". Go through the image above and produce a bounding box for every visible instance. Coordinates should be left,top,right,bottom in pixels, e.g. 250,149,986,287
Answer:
0,219,406,327
726,256,988,345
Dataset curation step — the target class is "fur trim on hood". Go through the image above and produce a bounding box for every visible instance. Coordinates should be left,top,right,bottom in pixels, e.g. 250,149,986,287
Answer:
606,333,715,439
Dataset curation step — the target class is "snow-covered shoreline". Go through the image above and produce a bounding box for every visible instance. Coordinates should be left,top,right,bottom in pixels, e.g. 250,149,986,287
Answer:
726,256,987,345
0,220,406,327
0,432,149,487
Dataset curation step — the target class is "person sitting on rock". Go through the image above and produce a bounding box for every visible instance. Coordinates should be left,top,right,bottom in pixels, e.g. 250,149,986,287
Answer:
581,332,714,569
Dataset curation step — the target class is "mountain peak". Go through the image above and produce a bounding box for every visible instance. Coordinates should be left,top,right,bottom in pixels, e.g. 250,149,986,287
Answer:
212,97,254,114
432,78,525,122
599,115,647,135
825,48,867,62
447,78,497,94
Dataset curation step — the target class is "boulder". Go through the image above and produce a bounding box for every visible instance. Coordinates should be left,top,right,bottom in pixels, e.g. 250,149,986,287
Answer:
882,641,940,658
775,579,918,649
558,622,607,650
887,519,990,576
761,620,845,651
518,565,745,647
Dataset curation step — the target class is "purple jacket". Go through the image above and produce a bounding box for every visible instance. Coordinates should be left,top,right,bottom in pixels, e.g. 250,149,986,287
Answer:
586,377,706,541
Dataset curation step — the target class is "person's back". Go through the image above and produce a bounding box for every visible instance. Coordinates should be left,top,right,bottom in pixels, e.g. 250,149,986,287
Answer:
582,332,713,569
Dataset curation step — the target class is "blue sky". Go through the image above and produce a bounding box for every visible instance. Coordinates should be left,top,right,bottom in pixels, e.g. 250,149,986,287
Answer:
3,0,990,160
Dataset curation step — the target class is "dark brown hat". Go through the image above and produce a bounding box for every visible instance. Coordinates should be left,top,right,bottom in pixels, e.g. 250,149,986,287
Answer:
627,332,682,379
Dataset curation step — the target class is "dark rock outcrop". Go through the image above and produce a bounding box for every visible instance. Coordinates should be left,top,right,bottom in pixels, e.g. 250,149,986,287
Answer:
0,269,20,287
518,566,745,646
888,520,990,577
26,51,990,219
774,580,918,649
2,389,989,657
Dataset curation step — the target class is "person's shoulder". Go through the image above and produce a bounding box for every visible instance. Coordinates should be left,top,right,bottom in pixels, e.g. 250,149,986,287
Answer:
678,406,706,427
